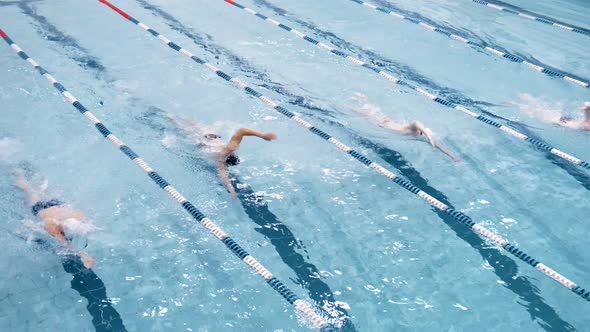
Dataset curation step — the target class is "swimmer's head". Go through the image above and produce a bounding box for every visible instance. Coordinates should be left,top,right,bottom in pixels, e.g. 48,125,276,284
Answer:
579,102,590,113
409,121,436,146
225,153,240,166
408,121,426,136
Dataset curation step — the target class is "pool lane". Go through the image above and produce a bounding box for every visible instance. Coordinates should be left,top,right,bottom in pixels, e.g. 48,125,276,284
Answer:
9,6,353,328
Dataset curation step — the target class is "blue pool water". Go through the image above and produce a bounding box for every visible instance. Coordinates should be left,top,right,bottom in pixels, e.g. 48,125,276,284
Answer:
1,0,589,330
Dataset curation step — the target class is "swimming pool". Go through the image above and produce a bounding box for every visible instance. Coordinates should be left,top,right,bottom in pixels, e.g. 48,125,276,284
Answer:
0,0,588,330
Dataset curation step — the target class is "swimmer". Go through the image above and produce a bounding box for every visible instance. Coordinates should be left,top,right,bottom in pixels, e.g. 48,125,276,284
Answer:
167,113,277,198
560,101,590,130
350,93,460,161
512,94,590,130
14,168,94,268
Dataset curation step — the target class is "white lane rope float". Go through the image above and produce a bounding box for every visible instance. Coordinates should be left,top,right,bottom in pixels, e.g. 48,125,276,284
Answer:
470,0,590,38
0,28,335,330
222,0,590,173
94,1,589,302
345,0,590,89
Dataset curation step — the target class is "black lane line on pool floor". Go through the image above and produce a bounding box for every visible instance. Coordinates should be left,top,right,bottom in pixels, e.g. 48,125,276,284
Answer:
232,177,356,331
508,121,590,191
6,232,128,332
124,1,577,327
0,0,41,7
13,6,351,328
243,0,590,189
16,1,106,75
57,249,128,332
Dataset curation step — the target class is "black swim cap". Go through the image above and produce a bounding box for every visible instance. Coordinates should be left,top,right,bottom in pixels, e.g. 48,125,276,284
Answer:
225,153,240,166
204,133,221,140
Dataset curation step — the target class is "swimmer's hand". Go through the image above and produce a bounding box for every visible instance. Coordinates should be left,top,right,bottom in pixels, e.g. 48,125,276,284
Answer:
217,162,239,199
80,252,94,269
433,142,461,162
262,132,277,141
14,168,27,189
167,113,182,129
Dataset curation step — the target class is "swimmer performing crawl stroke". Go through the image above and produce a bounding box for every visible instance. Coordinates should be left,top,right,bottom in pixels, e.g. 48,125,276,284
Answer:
350,93,460,161
513,95,590,131
14,168,94,269
167,113,277,198
560,102,590,130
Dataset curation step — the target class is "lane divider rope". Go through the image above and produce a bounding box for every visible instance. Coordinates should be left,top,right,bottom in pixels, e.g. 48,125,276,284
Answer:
346,0,590,89
222,0,590,172
471,0,590,37
95,0,590,302
0,28,335,330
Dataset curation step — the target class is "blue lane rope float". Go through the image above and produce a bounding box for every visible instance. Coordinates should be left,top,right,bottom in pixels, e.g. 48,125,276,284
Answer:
470,0,590,38
222,0,590,173
94,0,590,302
345,0,590,89
0,29,335,330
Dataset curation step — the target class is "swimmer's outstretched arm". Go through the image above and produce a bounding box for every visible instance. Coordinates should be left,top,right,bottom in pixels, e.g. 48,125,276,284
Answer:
433,142,461,162
217,162,237,198
167,113,191,134
179,114,201,127
167,113,182,127
421,129,460,162
225,128,277,153
382,120,407,133
14,168,39,206
166,113,203,137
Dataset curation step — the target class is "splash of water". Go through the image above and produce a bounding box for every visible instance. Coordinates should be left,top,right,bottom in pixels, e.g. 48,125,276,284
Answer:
511,93,565,124
0,137,21,161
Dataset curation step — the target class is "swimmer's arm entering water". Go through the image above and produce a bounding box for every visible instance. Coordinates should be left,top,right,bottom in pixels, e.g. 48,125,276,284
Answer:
43,219,70,247
217,162,237,198
433,142,461,162
217,128,276,199
421,130,460,162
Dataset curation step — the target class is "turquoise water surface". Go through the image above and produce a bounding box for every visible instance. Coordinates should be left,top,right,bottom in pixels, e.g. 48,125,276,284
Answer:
0,0,589,331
